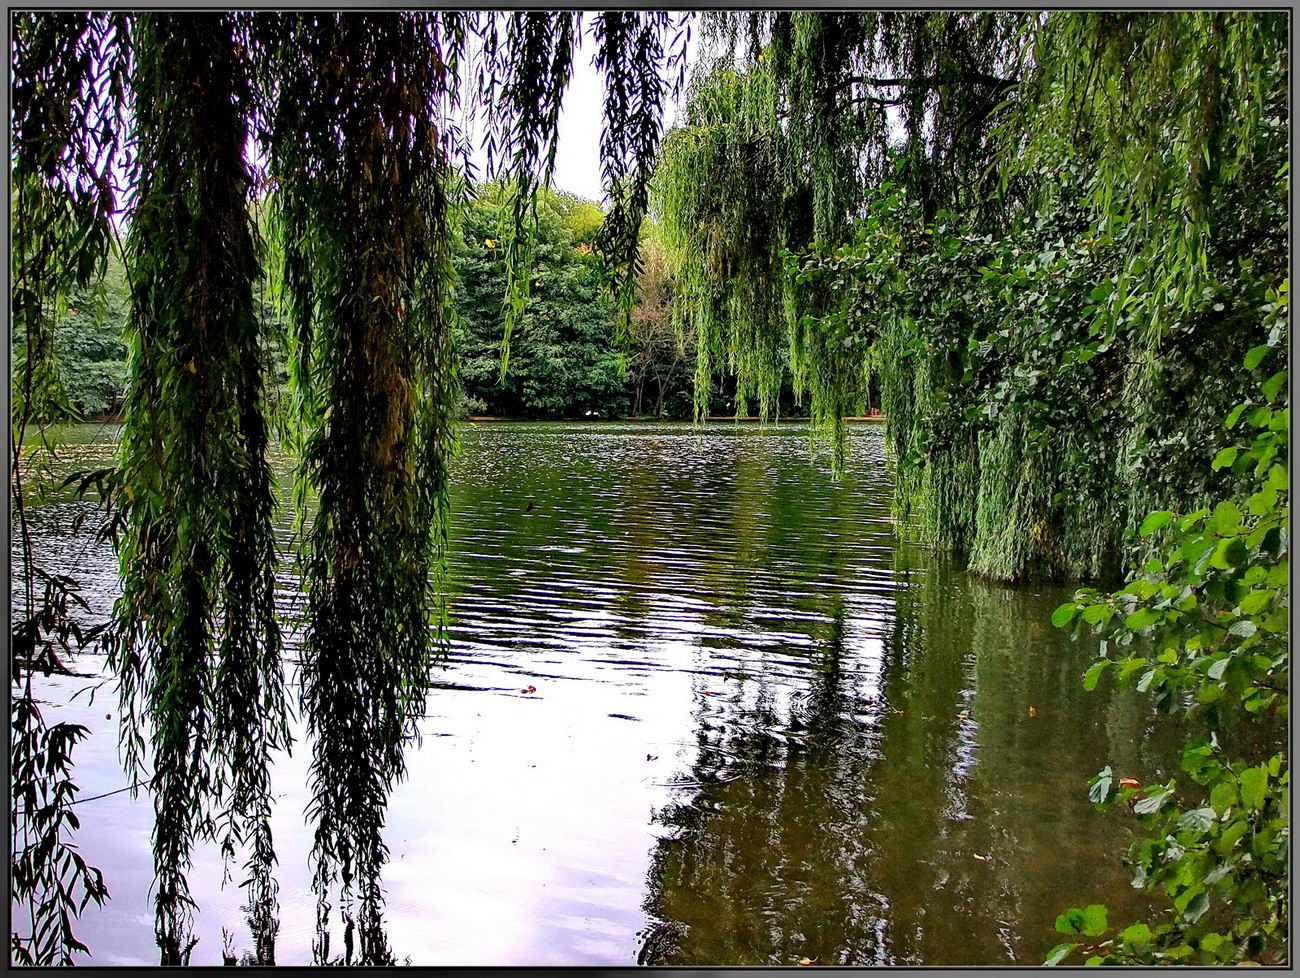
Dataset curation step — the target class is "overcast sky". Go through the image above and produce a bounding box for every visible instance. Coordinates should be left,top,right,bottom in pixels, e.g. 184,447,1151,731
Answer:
464,14,699,204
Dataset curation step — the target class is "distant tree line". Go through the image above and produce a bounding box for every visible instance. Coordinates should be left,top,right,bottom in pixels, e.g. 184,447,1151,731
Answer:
19,183,814,423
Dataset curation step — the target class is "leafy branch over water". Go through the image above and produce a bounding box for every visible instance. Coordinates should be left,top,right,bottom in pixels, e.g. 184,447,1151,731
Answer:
1049,322,1289,966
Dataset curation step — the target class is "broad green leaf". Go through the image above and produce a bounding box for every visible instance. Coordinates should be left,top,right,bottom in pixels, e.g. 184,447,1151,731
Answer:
1176,807,1214,833
1237,590,1271,615
1119,923,1152,948
1262,370,1286,402
1240,765,1268,810
1139,510,1174,535
1083,660,1110,691
1051,602,1079,627
1044,943,1072,967
1211,447,1238,471
1210,780,1237,816
1228,619,1257,639
1134,786,1172,815
1079,904,1108,937
1182,891,1210,924
1244,344,1270,370
1088,766,1114,804
1125,607,1158,630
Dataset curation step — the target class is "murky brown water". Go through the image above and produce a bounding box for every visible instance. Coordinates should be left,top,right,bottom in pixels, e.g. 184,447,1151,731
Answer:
12,420,1182,966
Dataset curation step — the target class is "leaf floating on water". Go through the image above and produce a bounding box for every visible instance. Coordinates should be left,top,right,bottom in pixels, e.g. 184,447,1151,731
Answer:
1028,706,1039,716
973,853,989,861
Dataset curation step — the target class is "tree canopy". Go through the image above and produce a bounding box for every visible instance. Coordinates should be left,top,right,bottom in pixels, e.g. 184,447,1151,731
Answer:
9,8,1288,968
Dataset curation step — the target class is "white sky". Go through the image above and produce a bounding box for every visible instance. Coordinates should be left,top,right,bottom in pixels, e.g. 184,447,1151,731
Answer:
464,13,699,205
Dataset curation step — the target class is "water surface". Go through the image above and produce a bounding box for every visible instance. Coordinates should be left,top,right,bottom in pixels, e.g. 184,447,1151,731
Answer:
12,420,1180,966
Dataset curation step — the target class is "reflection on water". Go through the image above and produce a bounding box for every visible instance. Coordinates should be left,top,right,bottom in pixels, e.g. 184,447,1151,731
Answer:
12,421,1181,966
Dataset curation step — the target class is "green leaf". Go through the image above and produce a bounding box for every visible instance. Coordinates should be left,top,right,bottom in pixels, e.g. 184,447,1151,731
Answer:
1224,403,1248,428
1176,807,1215,833
1125,607,1158,630
1134,786,1173,815
1262,370,1286,402
1211,447,1238,471
1238,590,1272,615
1139,510,1174,535
1079,904,1108,937
1083,660,1110,691
1240,765,1268,810
1081,603,1113,626
1182,891,1210,924
1209,781,1236,816
1051,602,1079,627
1044,943,1072,967
1119,923,1152,948
1228,619,1257,639
1244,345,1270,370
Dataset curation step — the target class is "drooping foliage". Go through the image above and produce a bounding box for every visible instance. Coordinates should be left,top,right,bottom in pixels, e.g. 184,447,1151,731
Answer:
111,14,289,964
12,9,690,965
654,11,1288,581
248,12,464,961
1048,335,1288,965
9,11,124,966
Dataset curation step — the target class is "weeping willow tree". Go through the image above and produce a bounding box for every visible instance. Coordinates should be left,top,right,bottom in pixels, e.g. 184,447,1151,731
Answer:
654,12,1024,460
654,11,1288,581
9,12,124,966
11,9,686,965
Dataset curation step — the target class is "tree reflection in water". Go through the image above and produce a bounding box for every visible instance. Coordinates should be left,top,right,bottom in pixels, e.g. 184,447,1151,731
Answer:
639,554,1181,966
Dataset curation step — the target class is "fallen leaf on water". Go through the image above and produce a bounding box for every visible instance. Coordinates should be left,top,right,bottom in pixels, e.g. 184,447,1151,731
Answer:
1118,778,1141,789
1028,706,1039,717
973,853,989,861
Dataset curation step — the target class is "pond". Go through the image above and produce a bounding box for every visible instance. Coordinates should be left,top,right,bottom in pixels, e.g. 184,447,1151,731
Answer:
12,420,1183,966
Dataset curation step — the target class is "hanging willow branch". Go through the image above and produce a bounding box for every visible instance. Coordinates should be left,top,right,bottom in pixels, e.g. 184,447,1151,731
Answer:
474,11,580,376
15,10,691,964
9,11,125,966
252,12,463,963
111,13,288,964
591,11,685,335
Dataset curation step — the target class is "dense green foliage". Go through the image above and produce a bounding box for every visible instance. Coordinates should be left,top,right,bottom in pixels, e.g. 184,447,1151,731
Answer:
653,14,1289,962
456,186,627,419
10,11,124,966
28,190,702,423
655,11,1288,582
9,8,1288,968
11,9,689,965
1048,340,1288,965
112,16,289,963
